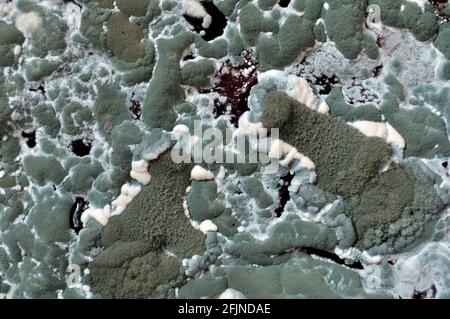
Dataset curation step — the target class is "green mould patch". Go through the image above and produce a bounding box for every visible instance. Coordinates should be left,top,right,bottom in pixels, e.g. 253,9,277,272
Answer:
179,252,386,298
105,13,144,63
181,59,216,87
262,90,391,197
256,14,315,70
142,32,194,130
116,0,150,17
93,83,130,140
225,215,338,265
324,0,366,59
261,91,444,252
0,22,24,67
88,151,205,298
24,58,60,82
368,0,439,42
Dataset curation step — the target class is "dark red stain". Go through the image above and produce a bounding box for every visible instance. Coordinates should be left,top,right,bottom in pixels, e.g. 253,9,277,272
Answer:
201,50,259,127
129,98,141,120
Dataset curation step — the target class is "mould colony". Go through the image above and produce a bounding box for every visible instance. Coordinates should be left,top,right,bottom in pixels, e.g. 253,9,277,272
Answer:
0,0,449,299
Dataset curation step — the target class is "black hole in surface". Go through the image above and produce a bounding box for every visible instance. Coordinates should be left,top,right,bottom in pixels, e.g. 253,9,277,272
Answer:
442,161,448,168
21,131,36,148
70,139,91,157
278,0,291,7
29,84,46,98
372,65,383,77
313,74,340,95
70,197,88,234
183,1,227,41
412,284,437,299
301,247,364,270
275,173,294,217
183,53,195,61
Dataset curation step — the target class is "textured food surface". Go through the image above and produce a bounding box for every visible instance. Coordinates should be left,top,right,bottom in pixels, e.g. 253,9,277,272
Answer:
0,0,449,299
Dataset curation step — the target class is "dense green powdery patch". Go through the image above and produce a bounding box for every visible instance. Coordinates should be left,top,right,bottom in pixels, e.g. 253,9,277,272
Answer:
105,13,144,63
261,91,444,251
88,151,205,298
116,0,150,17
262,91,391,197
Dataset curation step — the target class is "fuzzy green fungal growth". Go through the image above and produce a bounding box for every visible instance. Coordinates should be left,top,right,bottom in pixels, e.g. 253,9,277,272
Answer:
435,25,450,60
89,151,205,298
195,37,229,59
181,59,216,87
385,107,450,158
61,102,93,135
227,215,338,262
261,91,445,250
0,136,21,164
243,178,273,209
23,155,67,185
106,13,144,63
27,10,68,58
262,91,391,197
303,0,324,20
363,33,379,60
401,4,438,42
239,3,277,46
32,103,60,137
31,187,73,244
81,0,114,8
349,167,413,242
0,78,12,137
93,84,130,139
24,59,59,82
181,252,382,298
79,7,106,47
258,0,278,10
368,0,402,27
256,15,315,69
62,162,103,193
326,88,381,122
324,0,366,59
440,61,450,80
188,180,227,222
260,90,292,128
142,32,194,130
0,22,24,67
116,0,150,16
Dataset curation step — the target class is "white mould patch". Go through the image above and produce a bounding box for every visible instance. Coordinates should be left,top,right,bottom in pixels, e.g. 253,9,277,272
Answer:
191,165,215,180
348,121,406,149
15,12,42,36
130,160,151,185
